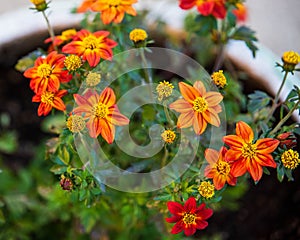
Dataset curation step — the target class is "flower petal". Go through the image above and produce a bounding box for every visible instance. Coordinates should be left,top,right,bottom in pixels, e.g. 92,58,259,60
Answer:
247,159,263,182
170,221,184,234
167,201,183,215
178,82,199,102
99,87,116,107
204,148,219,165
183,197,197,212
100,118,115,144
204,91,223,106
236,121,254,143
184,226,196,236
193,81,206,96
177,111,194,129
230,159,247,177
256,138,280,153
223,135,244,149
169,99,192,113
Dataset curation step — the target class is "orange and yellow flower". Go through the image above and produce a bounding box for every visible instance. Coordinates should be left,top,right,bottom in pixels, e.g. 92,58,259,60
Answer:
166,197,213,236
45,29,77,47
62,29,117,67
24,51,72,94
32,89,68,116
90,0,138,25
77,0,97,13
232,3,247,22
169,81,223,135
73,88,129,143
179,0,227,19
223,121,280,182
204,147,237,190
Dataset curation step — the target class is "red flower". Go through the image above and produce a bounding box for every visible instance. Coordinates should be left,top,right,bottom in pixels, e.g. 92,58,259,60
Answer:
223,121,280,182
62,29,117,67
232,3,247,22
169,81,223,135
204,147,237,190
179,0,226,19
32,89,68,116
166,197,213,236
73,88,129,143
24,51,72,94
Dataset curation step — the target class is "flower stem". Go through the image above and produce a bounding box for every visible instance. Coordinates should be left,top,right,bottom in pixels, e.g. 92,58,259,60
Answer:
42,10,58,52
269,99,300,136
140,48,152,84
213,43,225,72
163,100,174,126
267,71,289,122
161,145,169,168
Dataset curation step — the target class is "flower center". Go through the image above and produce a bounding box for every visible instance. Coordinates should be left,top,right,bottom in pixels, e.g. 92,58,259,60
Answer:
37,63,52,78
182,213,196,225
161,130,176,144
41,91,55,105
193,97,208,113
92,102,108,118
198,181,215,199
281,149,300,170
83,36,100,50
216,160,230,175
107,0,121,7
241,142,257,159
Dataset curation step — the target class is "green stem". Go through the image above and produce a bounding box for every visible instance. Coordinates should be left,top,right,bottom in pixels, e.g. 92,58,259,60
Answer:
42,11,58,52
161,145,169,168
267,71,289,122
213,43,225,72
163,100,174,126
269,99,300,136
140,48,152,84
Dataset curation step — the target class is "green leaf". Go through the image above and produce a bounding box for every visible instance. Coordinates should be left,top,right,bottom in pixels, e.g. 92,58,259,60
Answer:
0,209,5,224
231,26,258,57
247,90,271,113
277,166,284,182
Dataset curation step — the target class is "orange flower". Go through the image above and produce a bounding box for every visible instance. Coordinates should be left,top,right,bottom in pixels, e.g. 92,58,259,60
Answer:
204,147,237,190
73,88,129,143
32,89,68,116
232,3,247,22
24,51,72,94
179,0,226,19
77,0,97,13
169,81,223,135
62,29,117,67
91,0,138,25
44,29,77,47
223,121,280,182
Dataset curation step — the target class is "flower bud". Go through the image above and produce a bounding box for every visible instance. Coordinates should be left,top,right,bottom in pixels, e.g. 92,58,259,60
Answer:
30,0,48,11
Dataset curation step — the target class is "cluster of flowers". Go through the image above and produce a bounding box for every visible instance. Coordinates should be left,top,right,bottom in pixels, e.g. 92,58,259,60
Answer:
24,0,300,237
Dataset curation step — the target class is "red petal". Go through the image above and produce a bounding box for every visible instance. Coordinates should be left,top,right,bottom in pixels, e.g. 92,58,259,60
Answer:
184,197,197,212
213,174,226,190
167,201,183,215
87,118,101,138
236,121,254,143
225,149,242,162
246,159,263,182
100,118,115,144
99,87,116,107
230,159,247,177
197,2,214,16
170,221,184,234
223,135,243,149
165,215,182,223
256,138,279,153
184,226,196,236
179,0,196,10
255,154,277,168
195,219,209,230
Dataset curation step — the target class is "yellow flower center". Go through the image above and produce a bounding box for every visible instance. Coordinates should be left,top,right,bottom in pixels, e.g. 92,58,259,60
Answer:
30,0,45,4
129,29,148,43
64,55,82,71
107,0,121,7
211,70,227,88
66,115,85,133
161,130,176,144
86,72,101,87
83,35,100,50
216,160,230,175
37,63,52,79
282,51,300,65
156,80,174,101
198,181,215,199
182,213,196,225
193,97,208,113
92,102,108,118
241,142,257,159
41,91,54,105
281,149,300,170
